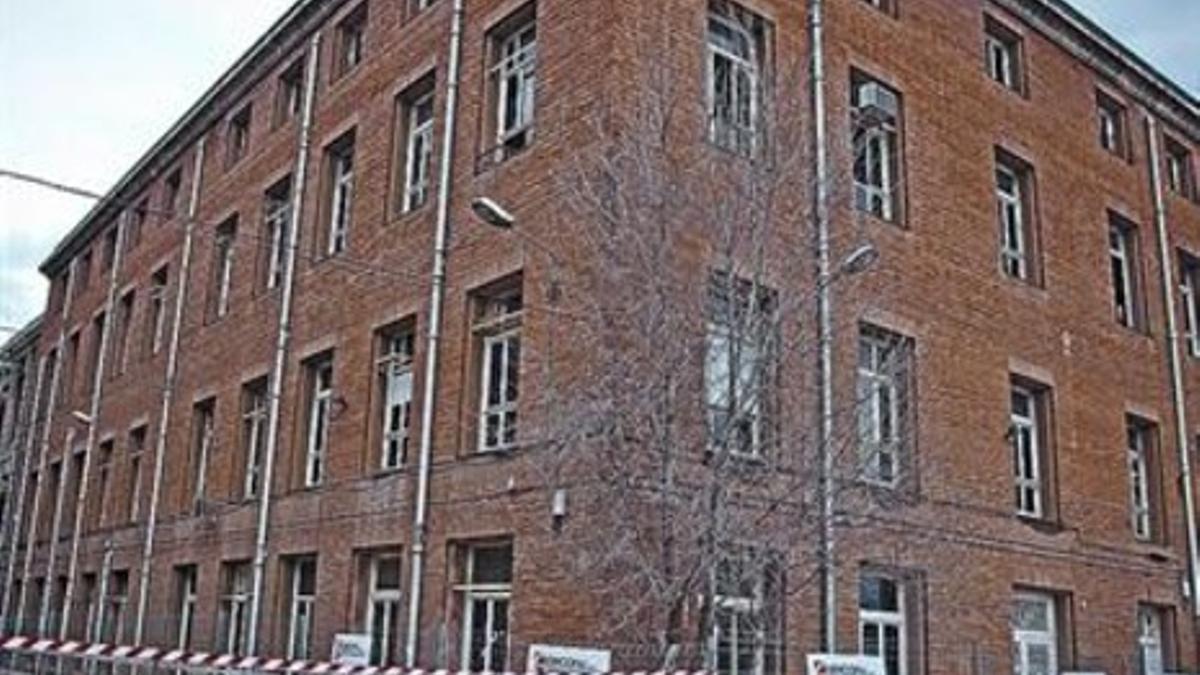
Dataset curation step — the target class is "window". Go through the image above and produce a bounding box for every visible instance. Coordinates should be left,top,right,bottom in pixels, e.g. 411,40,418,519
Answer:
176,565,198,650
712,551,784,675
304,354,334,487
409,0,437,16
458,543,513,672
706,0,767,155
66,331,80,400
211,216,238,319
995,152,1038,282
276,59,306,126
127,199,147,251
1165,136,1196,200
285,556,317,660
76,250,92,295
984,17,1024,94
85,311,106,397
1096,90,1128,158
1180,252,1200,357
860,0,896,16
101,227,119,272
101,570,129,644
1127,417,1161,542
227,106,252,166
336,3,368,77
1012,593,1058,675
705,273,776,458
147,265,169,356
859,574,905,675
474,281,523,452
114,290,135,375
127,426,146,523
1010,381,1053,520
1137,605,1172,675
377,326,414,469
364,552,402,666
219,561,252,654
264,177,293,290
487,5,537,160
326,133,356,256
852,73,903,223
93,440,113,530
241,378,269,499
163,169,183,220
1109,214,1144,330
858,327,913,487
81,574,98,641
395,77,436,214
190,398,216,511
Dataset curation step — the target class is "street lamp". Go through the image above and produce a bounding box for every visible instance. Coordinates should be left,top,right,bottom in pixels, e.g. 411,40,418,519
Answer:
471,197,516,230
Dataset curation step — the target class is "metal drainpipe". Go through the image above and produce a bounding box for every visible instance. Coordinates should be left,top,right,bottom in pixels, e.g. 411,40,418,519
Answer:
1146,115,1200,617
59,212,128,640
245,32,321,657
131,135,208,645
405,0,464,666
0,346,49,632
15,262,74,636
809,0,837,654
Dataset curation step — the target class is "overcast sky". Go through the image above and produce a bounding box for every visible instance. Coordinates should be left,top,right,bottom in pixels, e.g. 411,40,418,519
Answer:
1,1,1197,334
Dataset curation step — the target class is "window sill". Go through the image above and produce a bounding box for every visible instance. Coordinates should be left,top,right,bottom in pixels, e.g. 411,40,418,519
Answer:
1017,514,1065,535
388,200,434,228
998,272,1049,299
854,206,906,231
1113,321,1152,341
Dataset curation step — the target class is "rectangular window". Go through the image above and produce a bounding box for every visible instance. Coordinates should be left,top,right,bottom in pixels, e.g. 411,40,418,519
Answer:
326,133,356,256
712,549,783,675
487,5,537,160
101,570,129,644
858,326,912,487
101,227,119,272
127,199,147,251
1096,90,1128,158
1165,136,1196,200
93,440,113,530
190,398,216,511
219,561,252,655
76,250,92,295
377,326,415,469
474,281,523,452
285,556,317,660
241,378,269,499
127,426,146,523
458,543,513,672
705,272,776,458
984,17,1024,94
1138,605,1173,675
211,216,238,319
1127,416,1162,542
706,0,768,155
395,77,436,214
1011,381,1053,520
336,3,368,77
861,0,896,16
276,59,306,127
163,169,183,221
147,266,169,356
852,73,903,223
264,177,293,290
859,574,906,675
364,552,403,666
80,574,97,641
1109,214,1144,330
1180,252,1200,358
1012,593,1058,675
176,565,198,650
995,152,1038,283
114,290,135,375
227,106,252,167
304,355,334,487
86,311,106,397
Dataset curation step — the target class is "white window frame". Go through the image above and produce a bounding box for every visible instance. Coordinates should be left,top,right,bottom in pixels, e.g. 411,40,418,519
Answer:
1098,103,1120,154
986,33,1016,90
328,146,355,255
493,20,537,147
365,554,403,666
215,227,236,318
403,92,435,213
854,115,896,222
379,334,414,469
706,7,760,154
192,403,214,509
265,189,291,290
857,330,905,486
997,163,1027,280
220,564,252,655
1128,422,1153,541
178,567,197,650
339,14,365,73
127,440,143,523
458,546,513,673
1110,224,1135,328
479,329,521,452
1012,593,1058,675
705,321,764,458
103,573,129,645
286,559,317,661
1181,258,1200,358
1011,386,1043,519
149,273,168,355
1138,606,1166,675
306,360,334,487
242,383,269,499
858,575,906,675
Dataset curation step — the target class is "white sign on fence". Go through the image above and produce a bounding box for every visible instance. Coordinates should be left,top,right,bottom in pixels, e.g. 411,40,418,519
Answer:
807,654,887,675
331,634,373,666
527,644,612,674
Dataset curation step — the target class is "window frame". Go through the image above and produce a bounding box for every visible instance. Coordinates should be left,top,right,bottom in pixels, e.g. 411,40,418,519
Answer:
457,543,514,673
484,5,538,163
857,326,913,488
401,88,436,214
326,134,356,257
1179,252,1200,358
335,3,368,79
263,177,293,291
241,378,269,499
176,565,198,650
304,355,335,488
285,556,317,661
226,105,253,168
706,0,768,156
364,552,403,666
851,74,903,224
1010,382,1049,520
1012,592,1058,675
984,16,1024,95
1109,214,1145,332
212,216,238,320
377,327,415,470
858,573,907,675
1164,135,1196,201
219,562,253,655
1096,89,1129,159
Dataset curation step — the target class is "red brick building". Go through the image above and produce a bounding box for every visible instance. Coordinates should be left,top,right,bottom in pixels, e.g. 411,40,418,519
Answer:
2,0,1200,673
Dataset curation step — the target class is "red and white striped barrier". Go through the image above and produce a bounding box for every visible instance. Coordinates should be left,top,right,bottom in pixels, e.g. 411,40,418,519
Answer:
0,635,706,675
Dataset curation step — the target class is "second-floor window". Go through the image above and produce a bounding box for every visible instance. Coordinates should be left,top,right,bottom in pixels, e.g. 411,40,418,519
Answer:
487,5,537,159
1109,214,1143,331
397,80,436,214
852,73,903,223
475,281,523,452
378,327,414,470
264,177,293,290
304,355,334,487
705,272,776,458
706,0,766,155
326,134,356,256
1165,136,1196,200
857,326,912,487
241,378,269,499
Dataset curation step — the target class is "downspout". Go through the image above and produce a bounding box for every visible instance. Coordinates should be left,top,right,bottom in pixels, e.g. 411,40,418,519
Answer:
246,32,321,657
406,0,464,666
60,212,127,639
15,263,73,636
1146,115,1200,618
132,135,208,644
809,0,837,654
0,349,48,632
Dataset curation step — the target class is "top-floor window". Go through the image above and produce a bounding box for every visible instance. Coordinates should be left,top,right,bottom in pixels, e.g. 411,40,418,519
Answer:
984,16,1024,95
394,75,436,214
1180,251,1200,358
336,3,368,78
227,106,252,167
706,0,769,155
127,199,148,251
276,59,306,127
325,132,356,256
860,0,897,16
101,226,119,272
852,72,903,223
75,249,93,296
486,4,537,162
1096,90,1129,159
1165,135,1196,201
163,169,183,220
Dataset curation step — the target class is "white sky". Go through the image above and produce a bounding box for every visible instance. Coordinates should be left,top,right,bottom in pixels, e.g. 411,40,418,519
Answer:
1,0,1197,333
